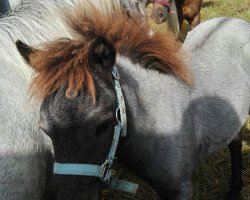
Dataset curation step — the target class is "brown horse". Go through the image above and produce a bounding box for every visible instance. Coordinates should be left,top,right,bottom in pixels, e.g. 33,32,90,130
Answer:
151,0,203,40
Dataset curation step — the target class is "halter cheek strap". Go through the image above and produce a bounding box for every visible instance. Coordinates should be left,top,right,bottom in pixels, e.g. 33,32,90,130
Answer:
53,65,138,194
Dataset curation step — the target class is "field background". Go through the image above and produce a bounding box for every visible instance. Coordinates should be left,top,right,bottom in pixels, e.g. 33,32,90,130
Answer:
100,0,250,199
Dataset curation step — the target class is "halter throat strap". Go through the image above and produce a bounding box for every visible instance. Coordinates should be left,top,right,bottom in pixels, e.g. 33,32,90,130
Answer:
53,65,138,194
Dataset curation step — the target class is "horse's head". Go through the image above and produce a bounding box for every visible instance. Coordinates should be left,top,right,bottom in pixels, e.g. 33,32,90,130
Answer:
16,36,118,200
151,0,173,23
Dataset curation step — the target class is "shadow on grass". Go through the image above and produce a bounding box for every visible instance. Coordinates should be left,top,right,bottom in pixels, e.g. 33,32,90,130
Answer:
100,162,160,200
242,117,250,146
245,136,250,147
246,130,250,145
202,1,216,8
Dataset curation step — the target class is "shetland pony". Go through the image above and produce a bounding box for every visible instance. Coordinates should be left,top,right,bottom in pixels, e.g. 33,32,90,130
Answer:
16,1,250,200
0,0,143,199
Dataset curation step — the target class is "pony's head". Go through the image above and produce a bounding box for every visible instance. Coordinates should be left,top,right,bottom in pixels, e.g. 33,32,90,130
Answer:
16,0,191,199
151,0,173,23
16,36,117,200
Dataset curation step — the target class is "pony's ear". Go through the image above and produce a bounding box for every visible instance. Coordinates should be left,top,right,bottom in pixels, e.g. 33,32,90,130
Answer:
88,36,116,73
16,40,35,64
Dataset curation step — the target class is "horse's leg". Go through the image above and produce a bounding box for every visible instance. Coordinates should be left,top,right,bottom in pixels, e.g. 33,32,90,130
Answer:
179,18,190,41
159,180,193,200
226,134,243,200
189,12,200,29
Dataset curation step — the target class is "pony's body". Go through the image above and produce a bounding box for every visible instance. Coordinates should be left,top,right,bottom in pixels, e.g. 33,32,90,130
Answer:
117,17,250,198
2,0,250,199
17,8,250,197
0,1,150,199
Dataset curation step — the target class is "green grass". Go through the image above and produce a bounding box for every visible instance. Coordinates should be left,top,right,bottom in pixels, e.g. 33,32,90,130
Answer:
100,1,250,199
194,119,250,200
201,0,250,22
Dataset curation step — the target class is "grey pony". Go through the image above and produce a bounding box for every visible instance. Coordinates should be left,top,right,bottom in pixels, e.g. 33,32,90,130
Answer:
1,0,249,199
0,0,149,199
116,17,250,199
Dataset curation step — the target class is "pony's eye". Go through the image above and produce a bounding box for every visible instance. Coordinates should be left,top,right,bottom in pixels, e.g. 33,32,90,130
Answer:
96,120,113,135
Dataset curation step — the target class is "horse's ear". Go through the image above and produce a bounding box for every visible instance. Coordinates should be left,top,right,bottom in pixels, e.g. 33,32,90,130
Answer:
16,40,35,64
88,36,116,73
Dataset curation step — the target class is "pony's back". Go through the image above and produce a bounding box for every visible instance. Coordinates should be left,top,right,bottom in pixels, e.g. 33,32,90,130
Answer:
182,17,250,158
184,17,250,97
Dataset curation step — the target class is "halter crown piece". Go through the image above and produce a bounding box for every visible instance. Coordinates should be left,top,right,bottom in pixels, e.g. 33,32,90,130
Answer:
53,65,138,194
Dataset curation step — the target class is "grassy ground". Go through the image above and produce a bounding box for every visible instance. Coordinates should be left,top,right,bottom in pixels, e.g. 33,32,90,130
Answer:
201,0,250,22
100,1,250,199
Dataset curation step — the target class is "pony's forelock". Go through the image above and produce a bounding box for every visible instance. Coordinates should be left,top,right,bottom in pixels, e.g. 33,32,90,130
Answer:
29,0,192,101
29,38,96,102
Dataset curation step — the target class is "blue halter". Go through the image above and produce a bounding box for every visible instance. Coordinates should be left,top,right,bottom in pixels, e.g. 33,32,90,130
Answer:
53,66,138,194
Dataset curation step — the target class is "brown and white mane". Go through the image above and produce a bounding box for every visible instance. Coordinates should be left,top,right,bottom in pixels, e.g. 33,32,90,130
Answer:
27,0,191,101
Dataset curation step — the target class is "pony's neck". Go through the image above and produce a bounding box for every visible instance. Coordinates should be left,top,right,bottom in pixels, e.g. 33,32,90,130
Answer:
116,55,190,128
0,0,72,81
115,55,192,171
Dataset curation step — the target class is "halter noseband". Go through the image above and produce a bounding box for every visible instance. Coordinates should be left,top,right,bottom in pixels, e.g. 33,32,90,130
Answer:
53,66,138,194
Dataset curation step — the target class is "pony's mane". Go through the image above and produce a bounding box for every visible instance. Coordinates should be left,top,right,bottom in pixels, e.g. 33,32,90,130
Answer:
29,0,192,101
